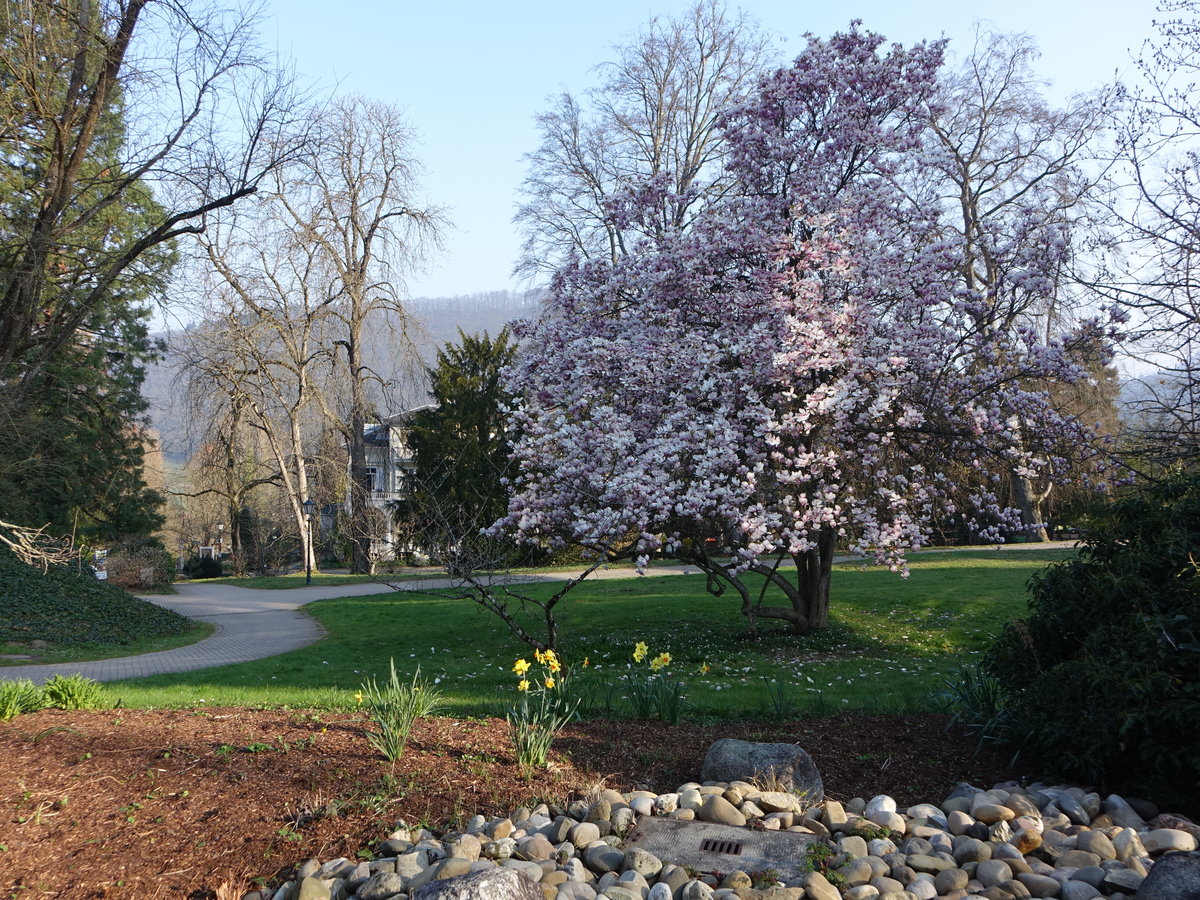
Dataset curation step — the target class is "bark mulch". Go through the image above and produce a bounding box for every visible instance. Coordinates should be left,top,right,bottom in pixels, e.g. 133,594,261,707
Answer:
0,708,1035,899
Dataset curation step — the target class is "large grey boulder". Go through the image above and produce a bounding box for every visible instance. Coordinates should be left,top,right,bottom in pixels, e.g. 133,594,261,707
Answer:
700,739,824,803
1136,849,1200,899
411,865,542,900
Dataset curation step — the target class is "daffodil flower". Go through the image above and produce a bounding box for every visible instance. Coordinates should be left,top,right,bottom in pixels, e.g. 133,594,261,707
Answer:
513,658,531,676
650,652,671,671
700,662,711,675
582,657,590,668
633,641,649,663
544,676,555,689
354,690,363,705
517,679,530,692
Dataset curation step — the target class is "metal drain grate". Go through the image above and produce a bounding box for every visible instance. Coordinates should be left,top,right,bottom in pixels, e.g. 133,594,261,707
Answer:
625,818,818,879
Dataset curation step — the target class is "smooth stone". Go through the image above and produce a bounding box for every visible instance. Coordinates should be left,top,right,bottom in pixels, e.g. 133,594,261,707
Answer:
484,839,517,861
953,838,992,864
681,880,715,900
450,834,482,861
1058,881,1101,900
719,871,752,890
557,885,598,900
1070,865,1106,887
1055,849,1101,869
803,872,842,900
647,884,673,900
518,835,556,861
840,835,869,860
947,810,975,836
974,804,1015,825
865,796,898,817
1142,828,1199,853
906,854,955,874
1056,793,1091,826
934,869,969,894
1015,872,1060,897
296,860,322,879
603,884,642,900
907,804,948,829
868,876,904,894
654,794,680,815
614,811,643,840
698,794,747,827
295,877,331,900
822,800,848,830
842,886,880,900
679,789,704,812
1102,795,1148,830
1112,827,1147,861
570,822,601,847
583,843,625,874
975,860,1012,887
624,848,663,880
630,796,654,817
757,791,800,813
357,872,409,900
1075,831,1116,860
839,858,876,886
586,800,612,824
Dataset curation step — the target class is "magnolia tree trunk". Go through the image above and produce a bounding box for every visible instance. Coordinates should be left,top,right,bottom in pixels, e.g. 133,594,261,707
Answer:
691,527,836,634
1010,471,1052,542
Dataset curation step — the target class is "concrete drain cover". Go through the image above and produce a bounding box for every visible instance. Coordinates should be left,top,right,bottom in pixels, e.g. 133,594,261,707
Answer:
624,818,819,879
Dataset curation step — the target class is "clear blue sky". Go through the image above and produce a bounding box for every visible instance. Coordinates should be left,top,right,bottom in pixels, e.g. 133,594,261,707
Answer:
264,0,1156,300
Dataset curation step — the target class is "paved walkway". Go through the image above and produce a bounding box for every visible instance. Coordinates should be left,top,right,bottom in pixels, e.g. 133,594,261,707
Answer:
0,566,702,685
0,543,1074,685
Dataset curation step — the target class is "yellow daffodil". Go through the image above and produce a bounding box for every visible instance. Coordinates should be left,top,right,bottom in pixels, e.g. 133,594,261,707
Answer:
513,658,531,676
699,662,711,675
547,656,561,673
517,679,530,692
633,641,649,663
650,652,671,671
582,657,590,668
534,649,546,664
544,676,556,689
354,690,363,705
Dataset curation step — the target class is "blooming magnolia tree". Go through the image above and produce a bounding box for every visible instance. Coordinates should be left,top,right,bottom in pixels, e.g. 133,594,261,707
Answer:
500,26,1110,633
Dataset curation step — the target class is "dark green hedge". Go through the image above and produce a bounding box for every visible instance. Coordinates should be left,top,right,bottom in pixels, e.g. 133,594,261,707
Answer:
988,473,1200,808
0,549,192,646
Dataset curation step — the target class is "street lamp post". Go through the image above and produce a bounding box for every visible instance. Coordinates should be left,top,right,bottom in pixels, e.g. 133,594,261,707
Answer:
302,498,315,585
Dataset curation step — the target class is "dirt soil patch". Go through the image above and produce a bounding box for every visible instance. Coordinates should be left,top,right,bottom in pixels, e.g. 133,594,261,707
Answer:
0,709,1034,899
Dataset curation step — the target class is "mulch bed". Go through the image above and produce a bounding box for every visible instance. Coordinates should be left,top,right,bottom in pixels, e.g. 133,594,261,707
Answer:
0,708,1035,899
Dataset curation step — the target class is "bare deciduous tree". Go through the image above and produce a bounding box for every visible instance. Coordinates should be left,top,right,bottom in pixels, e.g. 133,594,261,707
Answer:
515,0,773,274
922,27,1114,535
0,0,303,421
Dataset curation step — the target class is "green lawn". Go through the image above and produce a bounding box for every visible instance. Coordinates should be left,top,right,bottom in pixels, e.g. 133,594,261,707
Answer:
108,549,1072,717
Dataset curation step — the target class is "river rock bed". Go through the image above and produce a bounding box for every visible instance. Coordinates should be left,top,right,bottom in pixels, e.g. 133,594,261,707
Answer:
257,779,1200,900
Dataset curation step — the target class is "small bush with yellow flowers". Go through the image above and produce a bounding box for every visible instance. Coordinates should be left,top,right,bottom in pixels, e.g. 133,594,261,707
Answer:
507,648,579,777
624,642,685,723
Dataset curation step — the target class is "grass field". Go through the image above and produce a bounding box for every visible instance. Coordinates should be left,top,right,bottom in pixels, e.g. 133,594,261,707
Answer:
107,549,1073,717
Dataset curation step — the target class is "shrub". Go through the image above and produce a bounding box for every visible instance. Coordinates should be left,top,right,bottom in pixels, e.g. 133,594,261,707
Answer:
987,473,1200,807
42,674,106,710
0,679,45,720
105,538,175,590
182,555,222,579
